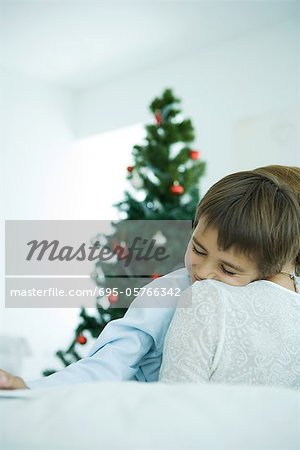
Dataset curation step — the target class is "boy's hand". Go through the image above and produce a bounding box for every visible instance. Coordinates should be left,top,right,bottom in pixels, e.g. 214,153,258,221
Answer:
0,369,28,390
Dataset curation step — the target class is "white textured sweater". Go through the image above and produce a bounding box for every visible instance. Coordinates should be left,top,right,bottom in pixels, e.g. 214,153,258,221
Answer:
159,278,300,389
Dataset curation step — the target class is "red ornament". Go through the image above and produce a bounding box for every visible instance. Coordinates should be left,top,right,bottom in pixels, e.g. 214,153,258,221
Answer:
112,240,119,251
189,150,200,160
108,293,119,303
151,273,160,279
127,166,134,173
170,184,184,195
112,241,128,259
155,110,163,126
76,335,87,345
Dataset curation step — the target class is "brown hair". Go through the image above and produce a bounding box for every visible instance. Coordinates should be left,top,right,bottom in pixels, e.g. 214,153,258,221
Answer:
253,165,300,275
192,170,300,278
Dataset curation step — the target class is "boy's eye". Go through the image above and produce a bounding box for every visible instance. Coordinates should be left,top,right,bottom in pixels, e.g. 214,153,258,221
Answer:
221,266,236,276
192,245,237,276
192,245,206,256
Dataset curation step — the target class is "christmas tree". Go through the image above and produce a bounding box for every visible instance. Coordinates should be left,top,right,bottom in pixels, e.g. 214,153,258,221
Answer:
43,88,206,375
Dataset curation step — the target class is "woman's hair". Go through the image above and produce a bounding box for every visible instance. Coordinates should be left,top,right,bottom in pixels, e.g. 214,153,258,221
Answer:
192,169,300,278
253,165,300,276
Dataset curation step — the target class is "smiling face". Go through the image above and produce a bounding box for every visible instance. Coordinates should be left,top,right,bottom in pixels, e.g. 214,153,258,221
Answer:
185,218,261,286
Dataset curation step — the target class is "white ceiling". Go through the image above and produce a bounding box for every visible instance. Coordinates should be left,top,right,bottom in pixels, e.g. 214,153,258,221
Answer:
1,0,299,90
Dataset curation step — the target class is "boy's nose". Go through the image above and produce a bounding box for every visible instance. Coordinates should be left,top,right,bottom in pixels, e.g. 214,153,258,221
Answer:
201,273,217,280
196,265,217,280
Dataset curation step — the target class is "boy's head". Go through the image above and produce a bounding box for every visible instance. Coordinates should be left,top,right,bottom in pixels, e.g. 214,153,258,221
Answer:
186,170,300,286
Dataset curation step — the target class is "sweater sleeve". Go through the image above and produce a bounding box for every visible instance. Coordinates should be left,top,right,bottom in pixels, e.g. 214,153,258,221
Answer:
159,280,226,383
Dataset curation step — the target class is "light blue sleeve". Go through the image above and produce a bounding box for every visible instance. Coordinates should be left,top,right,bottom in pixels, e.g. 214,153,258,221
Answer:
26,268,190,389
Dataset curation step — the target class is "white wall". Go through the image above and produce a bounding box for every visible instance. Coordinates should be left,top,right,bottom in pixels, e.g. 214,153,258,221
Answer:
2,69,76,218
76,18,300,196
1,71,141,380
1,70,80,379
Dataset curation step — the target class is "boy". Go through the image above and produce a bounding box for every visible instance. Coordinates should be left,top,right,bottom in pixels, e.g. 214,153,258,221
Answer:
1,169,299,389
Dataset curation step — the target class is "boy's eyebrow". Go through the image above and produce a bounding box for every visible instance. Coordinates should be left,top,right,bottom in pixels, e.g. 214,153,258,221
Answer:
192,236,246,273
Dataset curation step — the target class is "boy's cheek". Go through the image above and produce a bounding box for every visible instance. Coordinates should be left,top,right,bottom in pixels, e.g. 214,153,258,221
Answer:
184,244,193,273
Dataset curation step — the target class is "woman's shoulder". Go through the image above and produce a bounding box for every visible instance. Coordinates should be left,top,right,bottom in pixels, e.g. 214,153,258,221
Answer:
192,278,300,307
193,278,300,294
192,279,300,329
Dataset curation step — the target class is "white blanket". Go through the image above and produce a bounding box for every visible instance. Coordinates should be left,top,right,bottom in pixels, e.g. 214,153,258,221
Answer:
0,381,299,450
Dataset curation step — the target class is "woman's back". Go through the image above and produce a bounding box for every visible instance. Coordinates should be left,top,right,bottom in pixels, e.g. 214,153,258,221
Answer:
159,278,300,389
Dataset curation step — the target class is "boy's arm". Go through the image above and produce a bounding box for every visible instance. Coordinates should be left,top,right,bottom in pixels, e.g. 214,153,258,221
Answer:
26,308,166,389
0,307,161,390
23,268,190,389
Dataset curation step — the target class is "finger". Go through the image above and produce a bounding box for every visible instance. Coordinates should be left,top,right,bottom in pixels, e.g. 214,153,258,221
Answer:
0,370,10,388
14,376,28,389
